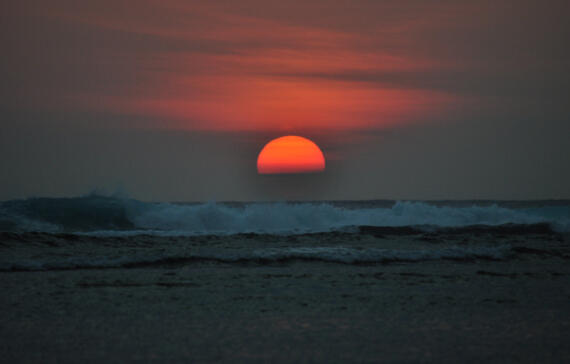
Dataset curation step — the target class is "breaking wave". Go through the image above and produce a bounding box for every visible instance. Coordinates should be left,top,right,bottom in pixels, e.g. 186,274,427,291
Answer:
1,195,569,235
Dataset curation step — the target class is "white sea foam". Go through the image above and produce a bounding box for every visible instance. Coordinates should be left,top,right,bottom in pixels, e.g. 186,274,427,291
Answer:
0,245,512,271
124,201,570,235
2,196,569,235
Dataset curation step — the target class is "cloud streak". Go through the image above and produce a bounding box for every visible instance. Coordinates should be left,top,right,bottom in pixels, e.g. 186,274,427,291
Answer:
5,0,483,131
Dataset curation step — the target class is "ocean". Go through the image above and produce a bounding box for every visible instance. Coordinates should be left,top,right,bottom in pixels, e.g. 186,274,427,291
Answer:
1,195,569,362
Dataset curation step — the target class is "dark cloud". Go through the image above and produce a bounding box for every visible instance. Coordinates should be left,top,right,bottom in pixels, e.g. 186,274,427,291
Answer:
266,68,570,101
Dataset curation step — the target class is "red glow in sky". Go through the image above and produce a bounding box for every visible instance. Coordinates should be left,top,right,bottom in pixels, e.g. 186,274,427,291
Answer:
10,0,471,132
3,0,569,200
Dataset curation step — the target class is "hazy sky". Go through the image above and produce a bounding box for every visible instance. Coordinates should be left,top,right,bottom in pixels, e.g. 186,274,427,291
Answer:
1,0,569,201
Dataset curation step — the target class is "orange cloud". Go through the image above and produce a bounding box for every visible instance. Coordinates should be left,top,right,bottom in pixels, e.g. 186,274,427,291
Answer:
12,0,468,132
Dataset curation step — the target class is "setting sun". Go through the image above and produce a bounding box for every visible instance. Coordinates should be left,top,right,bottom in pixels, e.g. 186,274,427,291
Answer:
257,136,325,174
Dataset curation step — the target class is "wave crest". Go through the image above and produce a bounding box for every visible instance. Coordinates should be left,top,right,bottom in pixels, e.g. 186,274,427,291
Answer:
1,195,569,234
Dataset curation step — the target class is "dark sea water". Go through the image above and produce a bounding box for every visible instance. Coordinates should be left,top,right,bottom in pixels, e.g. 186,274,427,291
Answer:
1,196,569,362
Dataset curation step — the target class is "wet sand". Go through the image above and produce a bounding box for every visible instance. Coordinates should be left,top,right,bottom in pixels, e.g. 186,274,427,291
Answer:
1,233,569,363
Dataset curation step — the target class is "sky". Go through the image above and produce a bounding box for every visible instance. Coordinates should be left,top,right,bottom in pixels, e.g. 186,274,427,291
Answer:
1,0,569,201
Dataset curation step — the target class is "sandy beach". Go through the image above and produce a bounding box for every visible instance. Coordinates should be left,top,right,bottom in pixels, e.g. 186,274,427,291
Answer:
2,230,569,363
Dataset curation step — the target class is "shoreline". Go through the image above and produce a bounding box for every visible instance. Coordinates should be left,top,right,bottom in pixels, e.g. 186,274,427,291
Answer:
2,240,569,363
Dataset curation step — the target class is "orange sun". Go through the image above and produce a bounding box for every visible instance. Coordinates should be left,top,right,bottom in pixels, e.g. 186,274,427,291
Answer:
257,136,326,174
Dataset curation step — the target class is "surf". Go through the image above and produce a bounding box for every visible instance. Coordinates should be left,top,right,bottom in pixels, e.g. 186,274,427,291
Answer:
1,195,569,235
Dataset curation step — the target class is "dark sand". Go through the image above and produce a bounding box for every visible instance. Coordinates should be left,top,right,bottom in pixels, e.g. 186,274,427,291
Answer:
1,233,569,363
